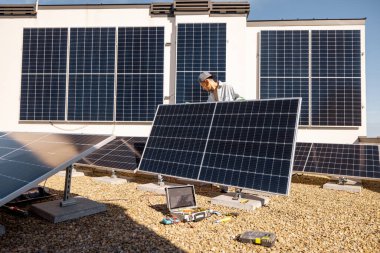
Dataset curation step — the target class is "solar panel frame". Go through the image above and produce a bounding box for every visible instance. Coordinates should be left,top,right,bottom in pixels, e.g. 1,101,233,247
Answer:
0,133,115,207
138,98,301,196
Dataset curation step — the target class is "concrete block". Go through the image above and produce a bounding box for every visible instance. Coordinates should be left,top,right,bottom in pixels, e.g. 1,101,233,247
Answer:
30,197,106,223
93,176,128,185
136,183,182,195
0,224,5,236
323,181,362,193
211,193,270,210
57,169,85,177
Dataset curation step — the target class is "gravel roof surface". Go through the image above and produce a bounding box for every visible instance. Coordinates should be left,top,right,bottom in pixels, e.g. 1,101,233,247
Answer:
0,173,379,252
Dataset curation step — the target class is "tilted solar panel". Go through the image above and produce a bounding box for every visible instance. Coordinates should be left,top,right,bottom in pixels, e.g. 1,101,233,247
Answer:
139,98,301,195
76,136,147,170
294,142,380,180
0,132,114,207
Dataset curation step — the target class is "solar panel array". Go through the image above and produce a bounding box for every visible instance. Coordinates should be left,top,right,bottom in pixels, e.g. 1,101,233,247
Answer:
0,132,113,207
176,23,226,103
76,136,147,170
20,28,68,121
20,26,165,122
68,27,115,121
117,27,164,121
260,30,362,127
139,99,301,195
294,142,380,179
311,30,361,126
260,30,309,125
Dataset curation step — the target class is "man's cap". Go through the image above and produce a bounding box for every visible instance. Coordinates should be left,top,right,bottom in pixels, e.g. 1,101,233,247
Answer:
198,71,213,83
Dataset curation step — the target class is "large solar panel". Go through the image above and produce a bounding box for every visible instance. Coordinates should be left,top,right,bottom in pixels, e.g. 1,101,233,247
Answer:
139,99,301,195
0,132,114,207
176,23,226,103
116,27,164,121
260,30,309,125
294,142,380,180
68,27,115,121
76,136,147,170
311,30,361,126
20,28,68,121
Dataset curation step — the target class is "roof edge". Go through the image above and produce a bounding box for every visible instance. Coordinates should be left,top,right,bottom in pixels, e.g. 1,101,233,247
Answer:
247,18,366,27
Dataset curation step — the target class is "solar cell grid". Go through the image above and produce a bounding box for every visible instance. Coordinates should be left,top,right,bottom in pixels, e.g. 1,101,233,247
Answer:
139,99,301,195
116,27,164,121
20,28,67,121
176,23,226,103
76,137,147,170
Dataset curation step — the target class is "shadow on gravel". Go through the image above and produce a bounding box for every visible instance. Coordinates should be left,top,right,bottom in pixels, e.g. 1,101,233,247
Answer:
0,189,184,253
362,180,380,194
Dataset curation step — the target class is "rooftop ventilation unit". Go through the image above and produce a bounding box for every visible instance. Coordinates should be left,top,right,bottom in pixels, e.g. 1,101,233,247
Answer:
174,0,210,15
150,2,173,16
210,1,250,15
0,3,37,17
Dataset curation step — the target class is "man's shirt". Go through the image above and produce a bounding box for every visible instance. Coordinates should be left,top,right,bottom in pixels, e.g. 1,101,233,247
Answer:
207,81,242,102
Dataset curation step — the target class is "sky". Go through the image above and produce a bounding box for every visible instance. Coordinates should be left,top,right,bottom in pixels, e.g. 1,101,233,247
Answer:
249,0,380,137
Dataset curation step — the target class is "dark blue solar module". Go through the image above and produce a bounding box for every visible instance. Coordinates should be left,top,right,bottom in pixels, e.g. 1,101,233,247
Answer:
293,142,380,180
176,23,226,103
260,30,309,125
20,28,67,121
116,27,164,121
139,99,301,195
0,132,113,207
311,30,361,126
76,136,147,170
68,27,115,121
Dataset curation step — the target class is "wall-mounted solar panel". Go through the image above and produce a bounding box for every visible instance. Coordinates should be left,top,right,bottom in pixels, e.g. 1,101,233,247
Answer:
139,98,301,195
68,27,115,121
176,23,226,103
311,30,362,126
116,27,164,121
20,28,68,121
0,132,114,207
294,142,380,180
76,137,147,170
260,30,309,125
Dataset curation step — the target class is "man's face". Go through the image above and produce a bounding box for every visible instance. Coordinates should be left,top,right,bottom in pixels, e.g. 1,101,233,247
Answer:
200,79,216,92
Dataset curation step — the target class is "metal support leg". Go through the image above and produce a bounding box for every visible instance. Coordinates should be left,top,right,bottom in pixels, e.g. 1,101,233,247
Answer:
158,174,165,187
60,165,77,207
232,188,242,200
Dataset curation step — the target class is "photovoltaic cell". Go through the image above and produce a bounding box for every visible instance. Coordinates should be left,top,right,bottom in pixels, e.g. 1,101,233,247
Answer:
311,30,362,126
139,99,301,195
0,132,113,207
294,142,380,180
293,142,312,172
76,137,147,170
260,30,309,125
20,28,67,121
116,27,164,121
68,27,115,121
176,23,226,103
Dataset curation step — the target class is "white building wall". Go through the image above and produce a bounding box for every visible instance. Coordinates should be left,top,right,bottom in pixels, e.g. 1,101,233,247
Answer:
0,5,366,144
246,23,367,144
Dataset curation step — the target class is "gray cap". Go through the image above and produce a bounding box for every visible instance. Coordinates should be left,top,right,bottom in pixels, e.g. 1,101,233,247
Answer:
198,71,213,83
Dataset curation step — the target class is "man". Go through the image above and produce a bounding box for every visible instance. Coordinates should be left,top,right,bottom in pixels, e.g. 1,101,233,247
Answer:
198,71,243,102
198,71,243,193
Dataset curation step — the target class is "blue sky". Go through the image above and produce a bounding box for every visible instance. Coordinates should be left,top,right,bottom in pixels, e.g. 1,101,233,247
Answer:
249,0,380,136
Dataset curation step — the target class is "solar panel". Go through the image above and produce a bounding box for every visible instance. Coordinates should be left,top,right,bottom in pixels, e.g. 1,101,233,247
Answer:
293,142,312,172
294,142,380,180
260,30,309,125
176,23,226,103
116,27,164,121
68,27,116,121
311,30,361,126
139,98,301,195
0,132,114,207
76,136,147,170
20,28,68,121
